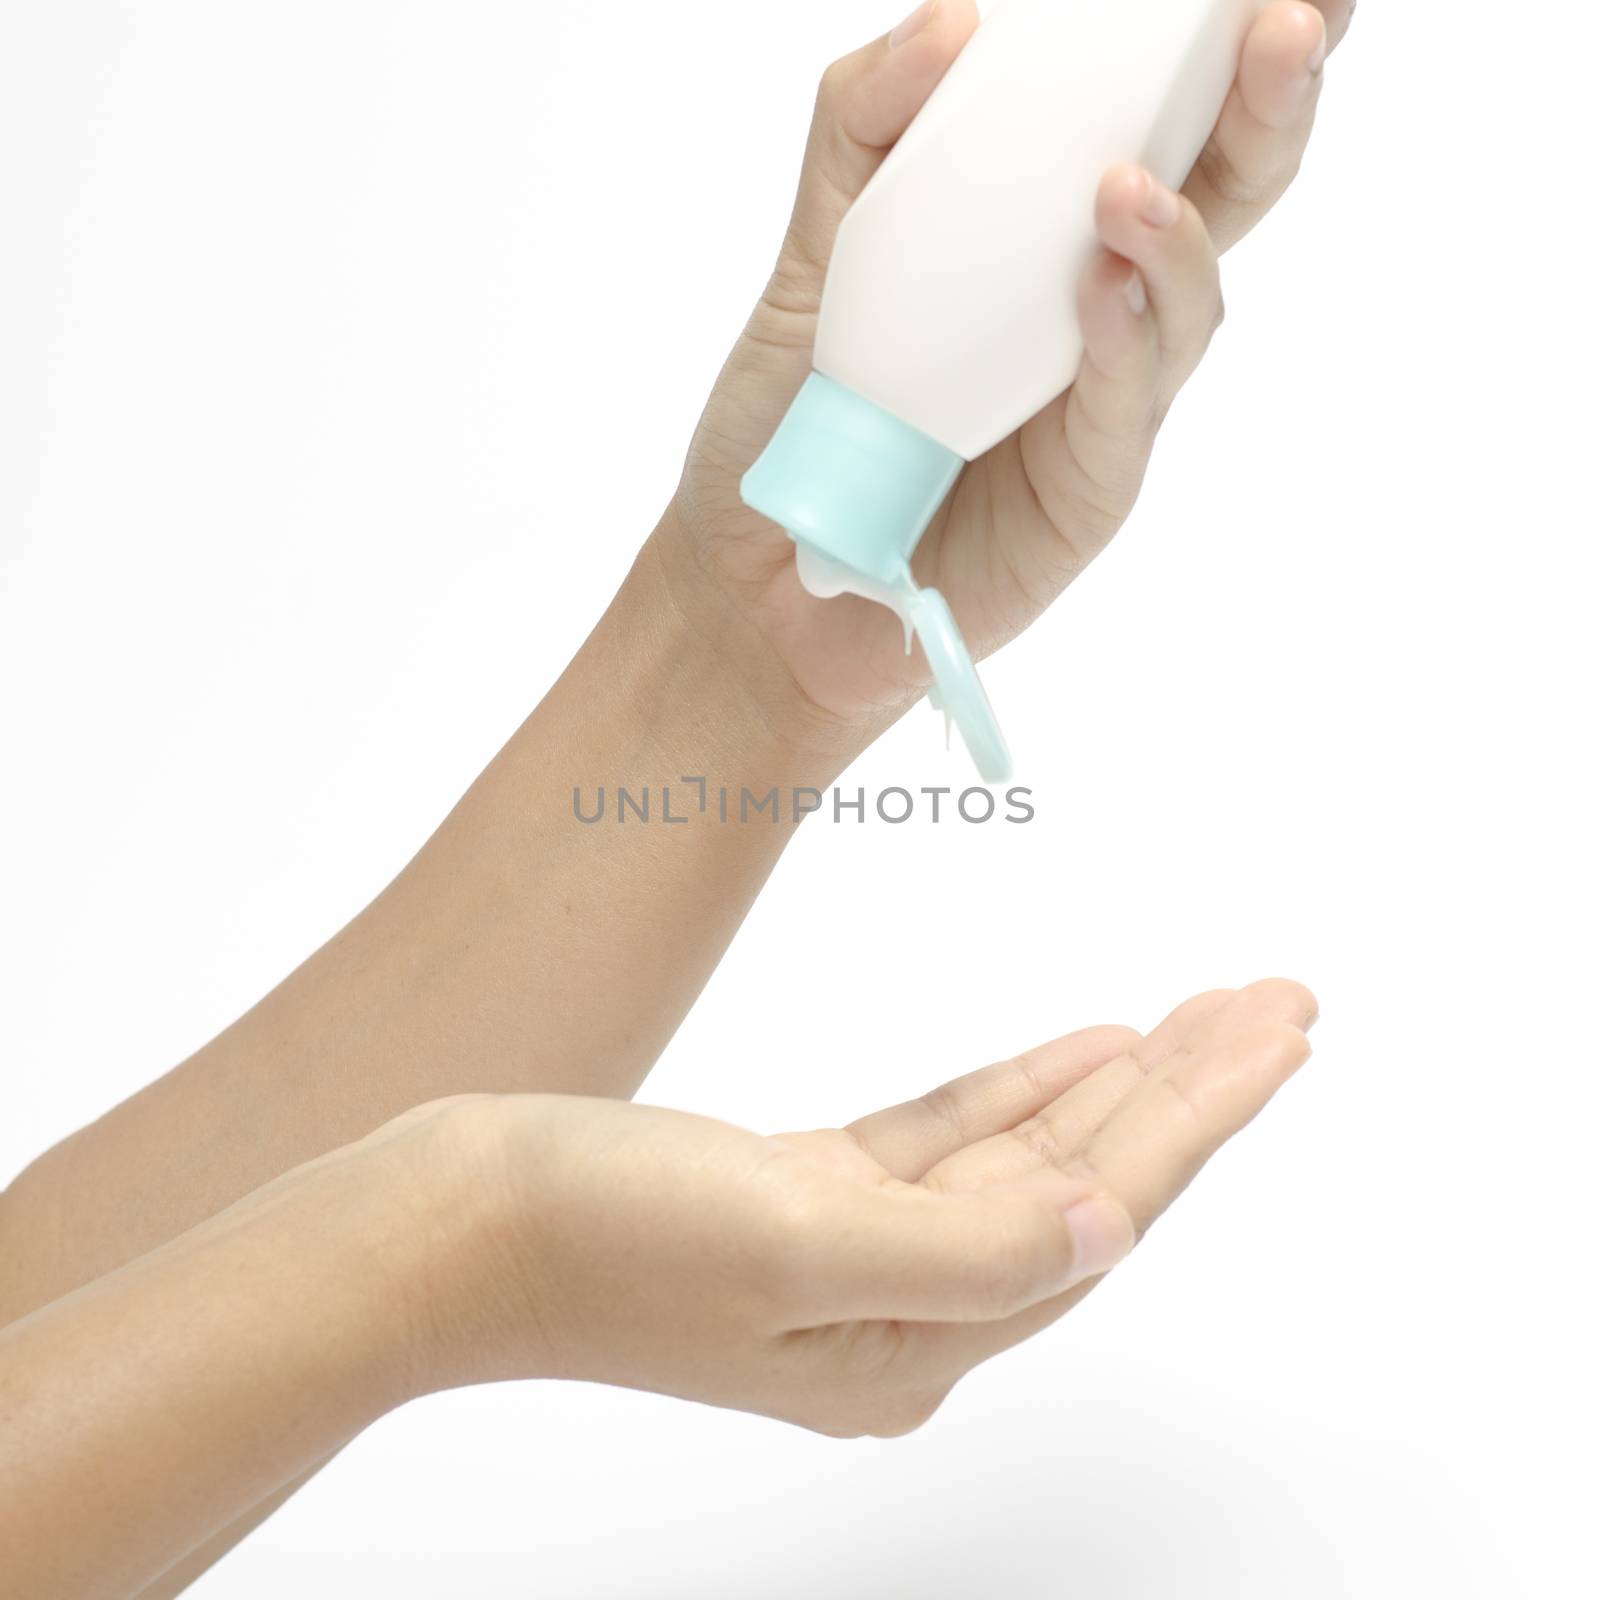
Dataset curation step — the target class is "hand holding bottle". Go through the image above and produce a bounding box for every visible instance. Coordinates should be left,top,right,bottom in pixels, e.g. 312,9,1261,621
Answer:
660,0,1353,759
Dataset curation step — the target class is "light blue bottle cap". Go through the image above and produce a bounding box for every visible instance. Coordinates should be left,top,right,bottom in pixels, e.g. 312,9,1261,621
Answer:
905,587,1012,784
741,372,1013,783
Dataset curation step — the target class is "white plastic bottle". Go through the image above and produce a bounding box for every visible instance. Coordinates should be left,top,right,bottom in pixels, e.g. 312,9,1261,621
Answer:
742,0,1266,780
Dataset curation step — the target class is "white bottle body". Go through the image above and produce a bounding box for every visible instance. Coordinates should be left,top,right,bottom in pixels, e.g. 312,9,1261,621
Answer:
814,0,1265,462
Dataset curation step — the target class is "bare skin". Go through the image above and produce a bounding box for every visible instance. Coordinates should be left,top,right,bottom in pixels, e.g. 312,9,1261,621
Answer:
0,984,1315,1599
0,0,1349,1314
670,0,1349,731
0,1,1352,1593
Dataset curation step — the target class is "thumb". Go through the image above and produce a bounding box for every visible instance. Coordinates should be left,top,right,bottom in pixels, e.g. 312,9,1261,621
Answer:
804,1174,1138,1326
773,1,980,311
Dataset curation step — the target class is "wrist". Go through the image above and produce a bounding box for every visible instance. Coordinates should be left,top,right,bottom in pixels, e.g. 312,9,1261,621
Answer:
381,1096,563,1396
643,503,878,785
494,519,864,834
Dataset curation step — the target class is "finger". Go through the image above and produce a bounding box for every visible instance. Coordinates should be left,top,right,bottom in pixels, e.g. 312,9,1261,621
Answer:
904,1008,1315,1378
1095,166,1226,412
799,1175,1136,1326
1013,978,1314,1194
771,1,981,314
1139,986,1241,1059
842,1023,1141,1181
1186,1,1346,254
920,986,1240,1194
1087,1005,1317,1229
1015,166,1222,566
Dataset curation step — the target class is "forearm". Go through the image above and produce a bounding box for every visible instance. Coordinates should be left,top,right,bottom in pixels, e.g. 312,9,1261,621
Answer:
0,518,848,1321
207,527,824,1109
0,1124,457,1600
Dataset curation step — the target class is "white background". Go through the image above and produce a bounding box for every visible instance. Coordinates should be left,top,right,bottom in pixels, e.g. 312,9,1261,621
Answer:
3,2,1597,1596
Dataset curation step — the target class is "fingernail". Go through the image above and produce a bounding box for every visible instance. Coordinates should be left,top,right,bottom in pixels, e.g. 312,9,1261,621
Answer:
890,0,936,48
1140,173,1182,229
1063,1196,1137,1283
1124,267,1148,317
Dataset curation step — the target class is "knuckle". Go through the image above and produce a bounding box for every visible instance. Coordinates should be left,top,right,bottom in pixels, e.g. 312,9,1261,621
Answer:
1006,1049,1050,1110
1152,1070,1207,1130
1051,411,1143,546
1196,141,1269,211
919,1080,970,1145
761,256,824,321
1067,494,1133,551
1005,1114,1068,1172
